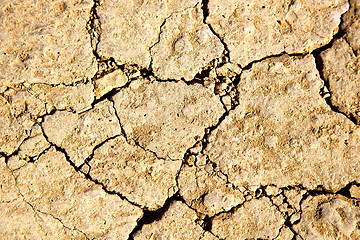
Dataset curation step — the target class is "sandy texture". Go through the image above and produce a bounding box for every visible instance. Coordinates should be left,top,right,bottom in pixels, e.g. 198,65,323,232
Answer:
294,195,360,239
1,0,360,239
320,38,360,123
341,0,360,52
42,100,121,167
0,0,96,91
133,201,212,240
211,198,284,239
205,54,360,191
112,79,224,160
4,148,142,239
97,0,198,69
206,0,349,67
150,4,224,80
178,162,245,216
89,135,181,210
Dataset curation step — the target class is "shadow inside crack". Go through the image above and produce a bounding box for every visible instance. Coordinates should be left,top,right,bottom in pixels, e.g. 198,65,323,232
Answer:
127,194,182,240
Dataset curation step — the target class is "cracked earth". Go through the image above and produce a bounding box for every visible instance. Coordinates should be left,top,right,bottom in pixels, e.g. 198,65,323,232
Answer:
1,0,360,239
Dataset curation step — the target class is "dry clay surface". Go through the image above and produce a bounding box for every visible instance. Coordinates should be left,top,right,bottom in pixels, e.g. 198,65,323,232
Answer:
1,0,360,239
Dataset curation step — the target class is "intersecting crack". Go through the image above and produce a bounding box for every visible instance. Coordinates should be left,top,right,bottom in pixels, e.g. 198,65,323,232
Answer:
201,0,230,60
2,0,360,239
148,2,202,71
6,160,91,240
38,123,143,210
312,30,360,125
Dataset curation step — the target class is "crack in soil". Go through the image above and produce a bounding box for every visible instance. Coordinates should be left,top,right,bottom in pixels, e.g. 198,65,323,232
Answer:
2,1,360,239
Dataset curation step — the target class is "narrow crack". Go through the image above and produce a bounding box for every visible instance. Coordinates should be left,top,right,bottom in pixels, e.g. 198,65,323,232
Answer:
127,195,181,240
127,191,220,240
108,94,181,162
2,1,359,239
85,0,228,85
148,2,202,72
311,9,360,125
176,42,360,236
343,35,358,56
282,182,360,239
272,225,285,240
38,122,144,210
313,38,359,125
194,181,360,239
182,72,242,163
181,51,324,169
6,163,91,240
0,121,47,159
86,0,101,60
80,134,120,167
341,0,359,57
201,0,230,60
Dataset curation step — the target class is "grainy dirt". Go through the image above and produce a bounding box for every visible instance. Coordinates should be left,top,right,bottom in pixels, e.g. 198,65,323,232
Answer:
1,0,360,239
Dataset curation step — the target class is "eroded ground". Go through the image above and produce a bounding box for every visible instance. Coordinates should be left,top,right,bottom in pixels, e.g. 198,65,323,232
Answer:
1,0,360,239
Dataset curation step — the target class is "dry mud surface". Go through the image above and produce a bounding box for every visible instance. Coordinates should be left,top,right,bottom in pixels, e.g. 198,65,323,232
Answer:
1,0,360,239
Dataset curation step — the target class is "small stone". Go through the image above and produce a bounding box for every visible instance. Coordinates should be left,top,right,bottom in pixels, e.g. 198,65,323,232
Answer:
284,188,305,211
290,211,301,224
94,69,128,98
196,154,208,167
204,162,215,174
244,194,253,201
265,185,282,196
216,63,242,78
273,194,285,207
129,70,141,79
80,163,90,175
186,155,197,165
189,141,203,155
214,82,228,96
279,202,292,216
221,95,232,111
350,185,360,199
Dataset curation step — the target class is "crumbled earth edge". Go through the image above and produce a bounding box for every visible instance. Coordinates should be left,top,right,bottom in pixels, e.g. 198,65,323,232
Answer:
1,0,360,239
